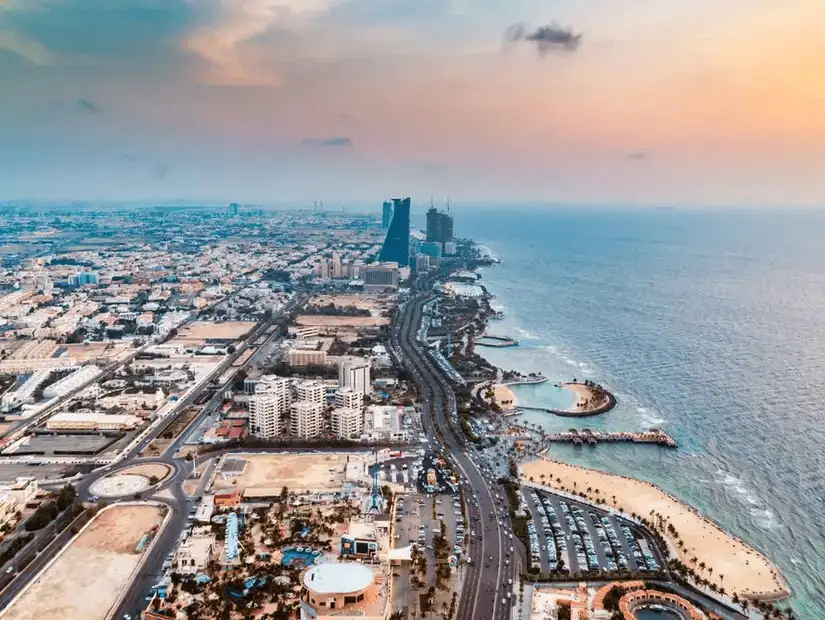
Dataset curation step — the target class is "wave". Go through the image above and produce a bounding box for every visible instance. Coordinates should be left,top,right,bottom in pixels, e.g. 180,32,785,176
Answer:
513,326,540,340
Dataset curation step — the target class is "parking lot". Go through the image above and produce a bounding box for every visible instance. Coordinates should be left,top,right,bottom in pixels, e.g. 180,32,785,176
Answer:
523,488,664,575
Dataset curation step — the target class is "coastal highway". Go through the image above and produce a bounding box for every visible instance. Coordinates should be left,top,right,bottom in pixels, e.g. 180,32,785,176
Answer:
390,281,517,620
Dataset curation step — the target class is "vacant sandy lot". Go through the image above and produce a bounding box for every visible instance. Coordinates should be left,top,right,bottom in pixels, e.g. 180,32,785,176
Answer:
176,321,255,342
521,458,789,601
60,342,111,362
212,453,351,495
310,294,383,311
1,504,164,620
296,315,389,328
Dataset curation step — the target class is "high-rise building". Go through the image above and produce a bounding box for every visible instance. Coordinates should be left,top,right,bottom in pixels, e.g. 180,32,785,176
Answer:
334,386,364,410
426,205,454,246
378,197,410,266
415,254,431,272
330,407,363,439
294,380,325,406
331,252,343,279
290,401,324,439
249,375,291,439
339,359,371,395
228,202,239,216
317,259,330,281
381,200,393,229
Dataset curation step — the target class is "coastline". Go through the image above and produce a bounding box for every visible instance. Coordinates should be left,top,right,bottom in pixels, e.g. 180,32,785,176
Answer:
520,457,790,602
469,246,791,609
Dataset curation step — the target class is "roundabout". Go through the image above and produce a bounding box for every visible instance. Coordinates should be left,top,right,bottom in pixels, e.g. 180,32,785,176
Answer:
89,462,174,498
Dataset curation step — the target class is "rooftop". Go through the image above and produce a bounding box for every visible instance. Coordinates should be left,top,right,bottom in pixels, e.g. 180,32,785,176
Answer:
303,563,373,594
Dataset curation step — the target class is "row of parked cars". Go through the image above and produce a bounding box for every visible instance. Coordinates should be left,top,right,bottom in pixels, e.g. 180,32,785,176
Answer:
621,524,660,571
528,490,564,571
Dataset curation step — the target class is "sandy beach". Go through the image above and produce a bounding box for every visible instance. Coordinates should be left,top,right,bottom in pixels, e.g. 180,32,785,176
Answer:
492,384,517,410
562,382,610,414
521,457,789,601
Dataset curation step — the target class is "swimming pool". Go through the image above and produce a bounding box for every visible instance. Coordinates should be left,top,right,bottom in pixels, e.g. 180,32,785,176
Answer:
281,546,323,567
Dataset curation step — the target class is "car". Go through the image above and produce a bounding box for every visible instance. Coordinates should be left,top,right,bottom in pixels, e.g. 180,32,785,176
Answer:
5,566,14,574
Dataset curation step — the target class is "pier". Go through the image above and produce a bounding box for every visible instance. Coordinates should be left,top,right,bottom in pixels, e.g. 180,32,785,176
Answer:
475,333,519,347
544,428,677,448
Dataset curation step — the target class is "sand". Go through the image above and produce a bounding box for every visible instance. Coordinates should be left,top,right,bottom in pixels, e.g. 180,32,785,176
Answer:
117,463,172,482
521,458,789,601
1,504,164,620
295,315,389,328
481,383,518,410
175,321,256,342
310,294,384,311
563,382,609,414
211,452,353,495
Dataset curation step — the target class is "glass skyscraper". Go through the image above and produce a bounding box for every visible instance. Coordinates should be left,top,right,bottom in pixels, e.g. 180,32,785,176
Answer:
379,197,410,266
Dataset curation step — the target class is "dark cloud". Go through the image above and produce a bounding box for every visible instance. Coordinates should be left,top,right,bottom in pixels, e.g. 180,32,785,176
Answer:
627,149,650,160
505,22,582,55
301,137,354,148
77,98,101,114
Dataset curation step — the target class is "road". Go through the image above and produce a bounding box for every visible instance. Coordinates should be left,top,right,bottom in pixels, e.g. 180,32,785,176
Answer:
390,275,518,620
0,294,307,618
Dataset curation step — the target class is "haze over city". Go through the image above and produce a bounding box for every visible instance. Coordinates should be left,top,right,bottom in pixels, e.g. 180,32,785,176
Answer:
2,0,824,205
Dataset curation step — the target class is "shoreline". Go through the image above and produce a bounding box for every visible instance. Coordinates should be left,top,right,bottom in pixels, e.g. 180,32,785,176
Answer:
520,456,790,603
470,250,790,608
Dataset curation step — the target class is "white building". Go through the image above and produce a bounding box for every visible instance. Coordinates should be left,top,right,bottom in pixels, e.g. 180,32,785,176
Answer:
42,365,102,399
286,348,327,367
334,386,364,410
338,358,371,396
331,252,343,279
0,477,38,505
294,380,325,406
290,401,324,439
362,405,408,442
1,369,53,412
331,407,363,440
45,412,142,431
249,375,291,439
174,535,214,576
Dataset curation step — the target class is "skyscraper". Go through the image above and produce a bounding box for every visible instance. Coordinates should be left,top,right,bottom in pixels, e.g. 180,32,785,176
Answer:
426,205,454,246
381,200,393,229
379,197,410,266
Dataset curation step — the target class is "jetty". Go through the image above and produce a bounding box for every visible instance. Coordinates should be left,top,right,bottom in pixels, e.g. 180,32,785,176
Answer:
544,428,677,448
475,334,519,347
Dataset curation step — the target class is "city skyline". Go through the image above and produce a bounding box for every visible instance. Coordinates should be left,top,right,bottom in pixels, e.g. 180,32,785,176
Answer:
1,0,824,206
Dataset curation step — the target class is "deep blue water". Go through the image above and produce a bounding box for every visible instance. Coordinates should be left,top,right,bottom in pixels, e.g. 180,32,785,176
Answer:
456,208,825,618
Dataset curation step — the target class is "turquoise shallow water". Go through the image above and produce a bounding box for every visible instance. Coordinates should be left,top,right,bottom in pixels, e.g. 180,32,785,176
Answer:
453,207,825,618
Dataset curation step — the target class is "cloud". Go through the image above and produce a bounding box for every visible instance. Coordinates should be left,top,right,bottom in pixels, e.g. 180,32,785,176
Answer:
301,136,354,148
77,98,101,114
505,21,582,56
627,149,650,160
0,30,53,65
185,0,335,87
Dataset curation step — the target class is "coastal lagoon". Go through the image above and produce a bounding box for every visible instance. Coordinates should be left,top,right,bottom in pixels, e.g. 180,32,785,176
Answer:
458,208,825,618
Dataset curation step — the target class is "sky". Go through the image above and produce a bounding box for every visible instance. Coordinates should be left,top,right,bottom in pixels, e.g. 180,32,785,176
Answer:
1,0,824,207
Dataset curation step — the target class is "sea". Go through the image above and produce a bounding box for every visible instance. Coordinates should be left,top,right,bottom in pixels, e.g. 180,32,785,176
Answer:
453,207,825,619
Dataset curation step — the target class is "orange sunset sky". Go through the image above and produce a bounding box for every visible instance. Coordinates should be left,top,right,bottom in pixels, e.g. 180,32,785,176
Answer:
1,0,824,205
